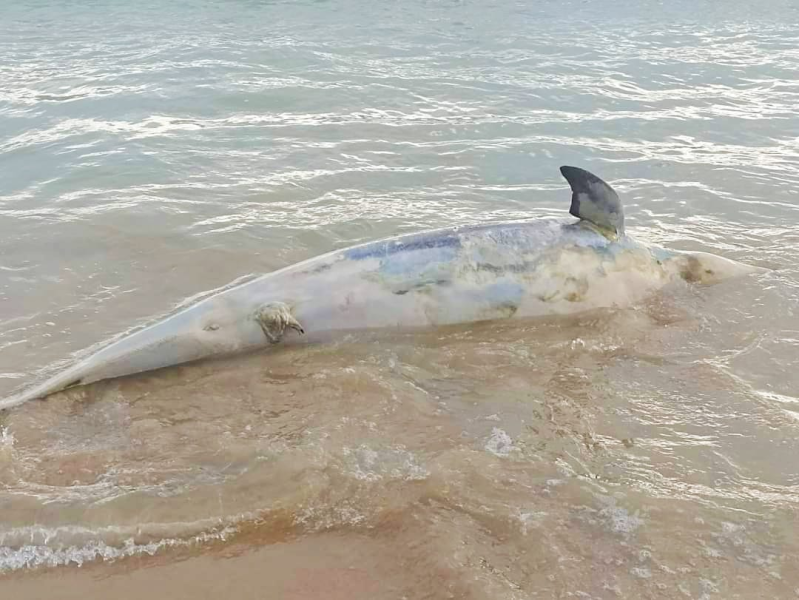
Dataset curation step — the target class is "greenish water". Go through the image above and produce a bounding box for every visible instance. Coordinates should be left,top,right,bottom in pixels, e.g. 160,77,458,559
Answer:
1,1,798,597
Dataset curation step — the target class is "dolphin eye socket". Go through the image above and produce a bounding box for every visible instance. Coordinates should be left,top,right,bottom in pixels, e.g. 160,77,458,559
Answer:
203,323,220,332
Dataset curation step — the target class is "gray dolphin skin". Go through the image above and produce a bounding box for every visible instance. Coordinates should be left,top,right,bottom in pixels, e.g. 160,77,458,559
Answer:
1,166,757,410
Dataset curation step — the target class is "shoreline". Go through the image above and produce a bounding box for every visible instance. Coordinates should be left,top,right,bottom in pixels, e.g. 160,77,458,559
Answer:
1,533,409,600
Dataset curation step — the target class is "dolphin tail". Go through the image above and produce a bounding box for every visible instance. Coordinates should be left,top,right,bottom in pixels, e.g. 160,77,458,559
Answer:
560,166,625,236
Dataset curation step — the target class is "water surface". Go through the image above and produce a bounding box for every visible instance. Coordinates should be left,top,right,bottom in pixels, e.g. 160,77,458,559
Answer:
1,0,799,597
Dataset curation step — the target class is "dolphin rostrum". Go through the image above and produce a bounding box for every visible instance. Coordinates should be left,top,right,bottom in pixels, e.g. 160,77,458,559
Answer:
0,166,757,410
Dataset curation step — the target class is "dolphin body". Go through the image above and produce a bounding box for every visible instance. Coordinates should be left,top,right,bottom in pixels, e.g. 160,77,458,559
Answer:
1,166,756,410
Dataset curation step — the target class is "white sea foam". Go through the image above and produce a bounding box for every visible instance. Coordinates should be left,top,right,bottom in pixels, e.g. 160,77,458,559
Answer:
0,524,238,572
484,428,517,457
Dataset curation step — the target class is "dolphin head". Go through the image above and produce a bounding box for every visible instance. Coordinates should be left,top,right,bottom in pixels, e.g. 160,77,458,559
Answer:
105,296,267,376
0,295,267,410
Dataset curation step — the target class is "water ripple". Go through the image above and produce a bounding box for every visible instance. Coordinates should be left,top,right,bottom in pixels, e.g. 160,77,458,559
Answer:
1,0,799,588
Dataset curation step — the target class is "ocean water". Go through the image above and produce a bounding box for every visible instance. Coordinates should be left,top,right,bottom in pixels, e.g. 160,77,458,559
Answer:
1,0,799,597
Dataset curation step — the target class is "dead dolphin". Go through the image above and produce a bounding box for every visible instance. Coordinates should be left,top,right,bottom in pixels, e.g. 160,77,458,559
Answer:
0,166,757,409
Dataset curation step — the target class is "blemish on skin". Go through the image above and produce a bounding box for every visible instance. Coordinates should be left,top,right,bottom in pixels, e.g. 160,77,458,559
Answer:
474,262,538,275
679,256,705,283
489,301,518,318
310,262,333,274
392,279,451,296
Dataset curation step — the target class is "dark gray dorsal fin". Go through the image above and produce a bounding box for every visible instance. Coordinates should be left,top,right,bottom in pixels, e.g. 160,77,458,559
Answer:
559,166,624,236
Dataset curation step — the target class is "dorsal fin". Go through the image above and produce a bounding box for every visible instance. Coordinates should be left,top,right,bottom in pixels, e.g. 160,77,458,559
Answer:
559,166,624,236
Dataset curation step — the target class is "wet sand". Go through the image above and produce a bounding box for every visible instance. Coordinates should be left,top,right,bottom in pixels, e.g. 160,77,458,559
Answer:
3,535,407,600
5,507,797,600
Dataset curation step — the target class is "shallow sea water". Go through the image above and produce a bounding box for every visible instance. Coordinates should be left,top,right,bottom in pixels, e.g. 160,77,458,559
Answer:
1,0,799,598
